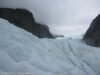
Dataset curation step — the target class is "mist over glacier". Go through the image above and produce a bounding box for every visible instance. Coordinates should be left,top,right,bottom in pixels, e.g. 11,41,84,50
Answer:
0,0,100,37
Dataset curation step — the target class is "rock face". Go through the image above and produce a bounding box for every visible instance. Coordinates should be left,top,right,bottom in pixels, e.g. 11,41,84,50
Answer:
83,14,100,47
0,8,54,38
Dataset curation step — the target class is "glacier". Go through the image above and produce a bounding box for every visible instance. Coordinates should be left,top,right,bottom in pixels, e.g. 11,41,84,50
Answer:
0,18,100,75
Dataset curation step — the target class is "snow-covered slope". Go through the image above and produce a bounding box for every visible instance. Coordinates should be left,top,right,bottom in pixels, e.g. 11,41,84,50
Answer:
0,18,100,75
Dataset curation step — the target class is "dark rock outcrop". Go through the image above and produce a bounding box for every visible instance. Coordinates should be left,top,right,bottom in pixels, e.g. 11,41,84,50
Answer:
53,35,64,38
83,14,100,47
0,8,54,38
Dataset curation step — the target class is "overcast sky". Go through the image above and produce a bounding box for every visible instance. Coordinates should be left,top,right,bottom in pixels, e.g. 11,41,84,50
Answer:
0,0,100,37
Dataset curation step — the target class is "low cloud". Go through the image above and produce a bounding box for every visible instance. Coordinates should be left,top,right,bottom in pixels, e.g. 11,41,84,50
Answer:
0,0,100,36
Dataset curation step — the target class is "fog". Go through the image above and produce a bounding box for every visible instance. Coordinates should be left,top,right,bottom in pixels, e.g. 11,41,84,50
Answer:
0,0,100,37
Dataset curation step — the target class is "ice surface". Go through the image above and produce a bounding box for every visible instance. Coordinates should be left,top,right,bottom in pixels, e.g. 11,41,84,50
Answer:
0,18,100,75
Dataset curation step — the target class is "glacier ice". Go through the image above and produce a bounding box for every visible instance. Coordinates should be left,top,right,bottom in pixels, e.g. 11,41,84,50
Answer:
0,18,100,75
